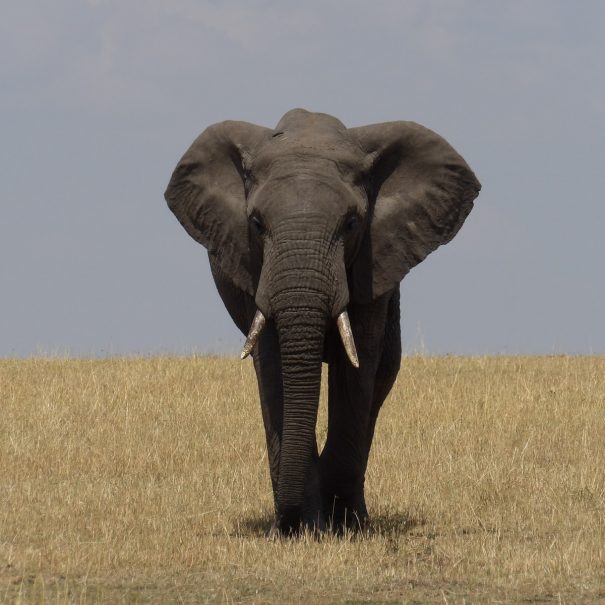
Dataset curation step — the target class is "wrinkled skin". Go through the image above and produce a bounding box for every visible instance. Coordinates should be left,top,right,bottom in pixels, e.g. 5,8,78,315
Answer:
165,109,480,534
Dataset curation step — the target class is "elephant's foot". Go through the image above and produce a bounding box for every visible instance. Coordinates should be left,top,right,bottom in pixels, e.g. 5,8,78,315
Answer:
323,492,369,533
272,507,326,537
271,456,325,536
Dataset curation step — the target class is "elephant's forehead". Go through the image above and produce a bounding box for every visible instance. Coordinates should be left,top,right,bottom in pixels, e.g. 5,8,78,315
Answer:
252,139,363,178
258,153,356,178
249,170,366,217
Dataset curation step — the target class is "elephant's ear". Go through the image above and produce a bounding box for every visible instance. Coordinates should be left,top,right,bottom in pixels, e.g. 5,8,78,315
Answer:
348,121,481,304
165,120,271,296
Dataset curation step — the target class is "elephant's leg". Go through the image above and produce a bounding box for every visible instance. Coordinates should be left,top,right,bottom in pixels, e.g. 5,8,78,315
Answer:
364,288,401,475
251,324,283,513
320,291,397,530
320,354,374,530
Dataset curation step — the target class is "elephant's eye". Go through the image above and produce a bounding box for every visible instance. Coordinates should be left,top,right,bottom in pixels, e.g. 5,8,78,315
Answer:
250,215,265,236
344,215,359,234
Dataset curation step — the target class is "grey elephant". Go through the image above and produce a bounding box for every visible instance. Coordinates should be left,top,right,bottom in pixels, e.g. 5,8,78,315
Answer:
165,109,480,534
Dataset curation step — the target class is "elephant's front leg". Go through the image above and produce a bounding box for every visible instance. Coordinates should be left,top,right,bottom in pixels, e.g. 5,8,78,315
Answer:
252,323,283,513
320,291,399,531
252,323,323,529
319,353,375,530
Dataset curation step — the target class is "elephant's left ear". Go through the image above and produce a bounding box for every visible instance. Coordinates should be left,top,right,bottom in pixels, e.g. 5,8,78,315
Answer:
348,121,481,304
164,121,272,296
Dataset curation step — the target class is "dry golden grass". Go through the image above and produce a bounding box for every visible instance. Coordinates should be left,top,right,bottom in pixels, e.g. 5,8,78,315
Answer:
1,355,604,604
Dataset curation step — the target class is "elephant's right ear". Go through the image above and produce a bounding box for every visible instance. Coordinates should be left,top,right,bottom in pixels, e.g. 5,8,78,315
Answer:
165,121,271,296
348,121,481,304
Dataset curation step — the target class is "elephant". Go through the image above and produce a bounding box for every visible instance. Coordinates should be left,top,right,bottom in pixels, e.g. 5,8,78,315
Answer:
165,108,480,534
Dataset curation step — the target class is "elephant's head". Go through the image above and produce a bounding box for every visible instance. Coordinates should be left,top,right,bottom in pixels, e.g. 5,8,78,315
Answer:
165,109,480,529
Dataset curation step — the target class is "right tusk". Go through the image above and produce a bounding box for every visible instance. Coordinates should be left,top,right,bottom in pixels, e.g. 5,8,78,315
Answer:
240,310,266,359
337,311,359,369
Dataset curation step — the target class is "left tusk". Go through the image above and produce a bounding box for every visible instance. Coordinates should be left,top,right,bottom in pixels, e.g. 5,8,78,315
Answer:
240,310,266,359
337,311,359,368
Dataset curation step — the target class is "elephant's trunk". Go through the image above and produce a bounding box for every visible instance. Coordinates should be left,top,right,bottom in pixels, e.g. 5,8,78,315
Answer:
264,214,336,532
274,306,326,531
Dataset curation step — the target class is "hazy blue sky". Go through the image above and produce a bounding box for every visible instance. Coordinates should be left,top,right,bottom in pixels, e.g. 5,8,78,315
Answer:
1,1,604,357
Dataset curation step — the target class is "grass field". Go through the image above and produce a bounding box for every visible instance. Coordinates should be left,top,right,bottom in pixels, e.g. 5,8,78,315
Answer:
1,356,604,604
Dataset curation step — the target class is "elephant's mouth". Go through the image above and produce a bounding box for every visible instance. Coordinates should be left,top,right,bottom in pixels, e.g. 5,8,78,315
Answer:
240,308,359,368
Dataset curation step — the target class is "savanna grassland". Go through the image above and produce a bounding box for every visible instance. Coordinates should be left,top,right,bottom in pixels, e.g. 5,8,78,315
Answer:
1,356,604,604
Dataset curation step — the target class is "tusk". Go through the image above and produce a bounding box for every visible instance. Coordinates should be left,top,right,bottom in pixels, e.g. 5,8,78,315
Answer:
337,311,359,368
240,310,266,359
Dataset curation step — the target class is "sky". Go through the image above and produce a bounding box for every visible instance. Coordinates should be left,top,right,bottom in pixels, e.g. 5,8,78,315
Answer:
1,0,604,357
